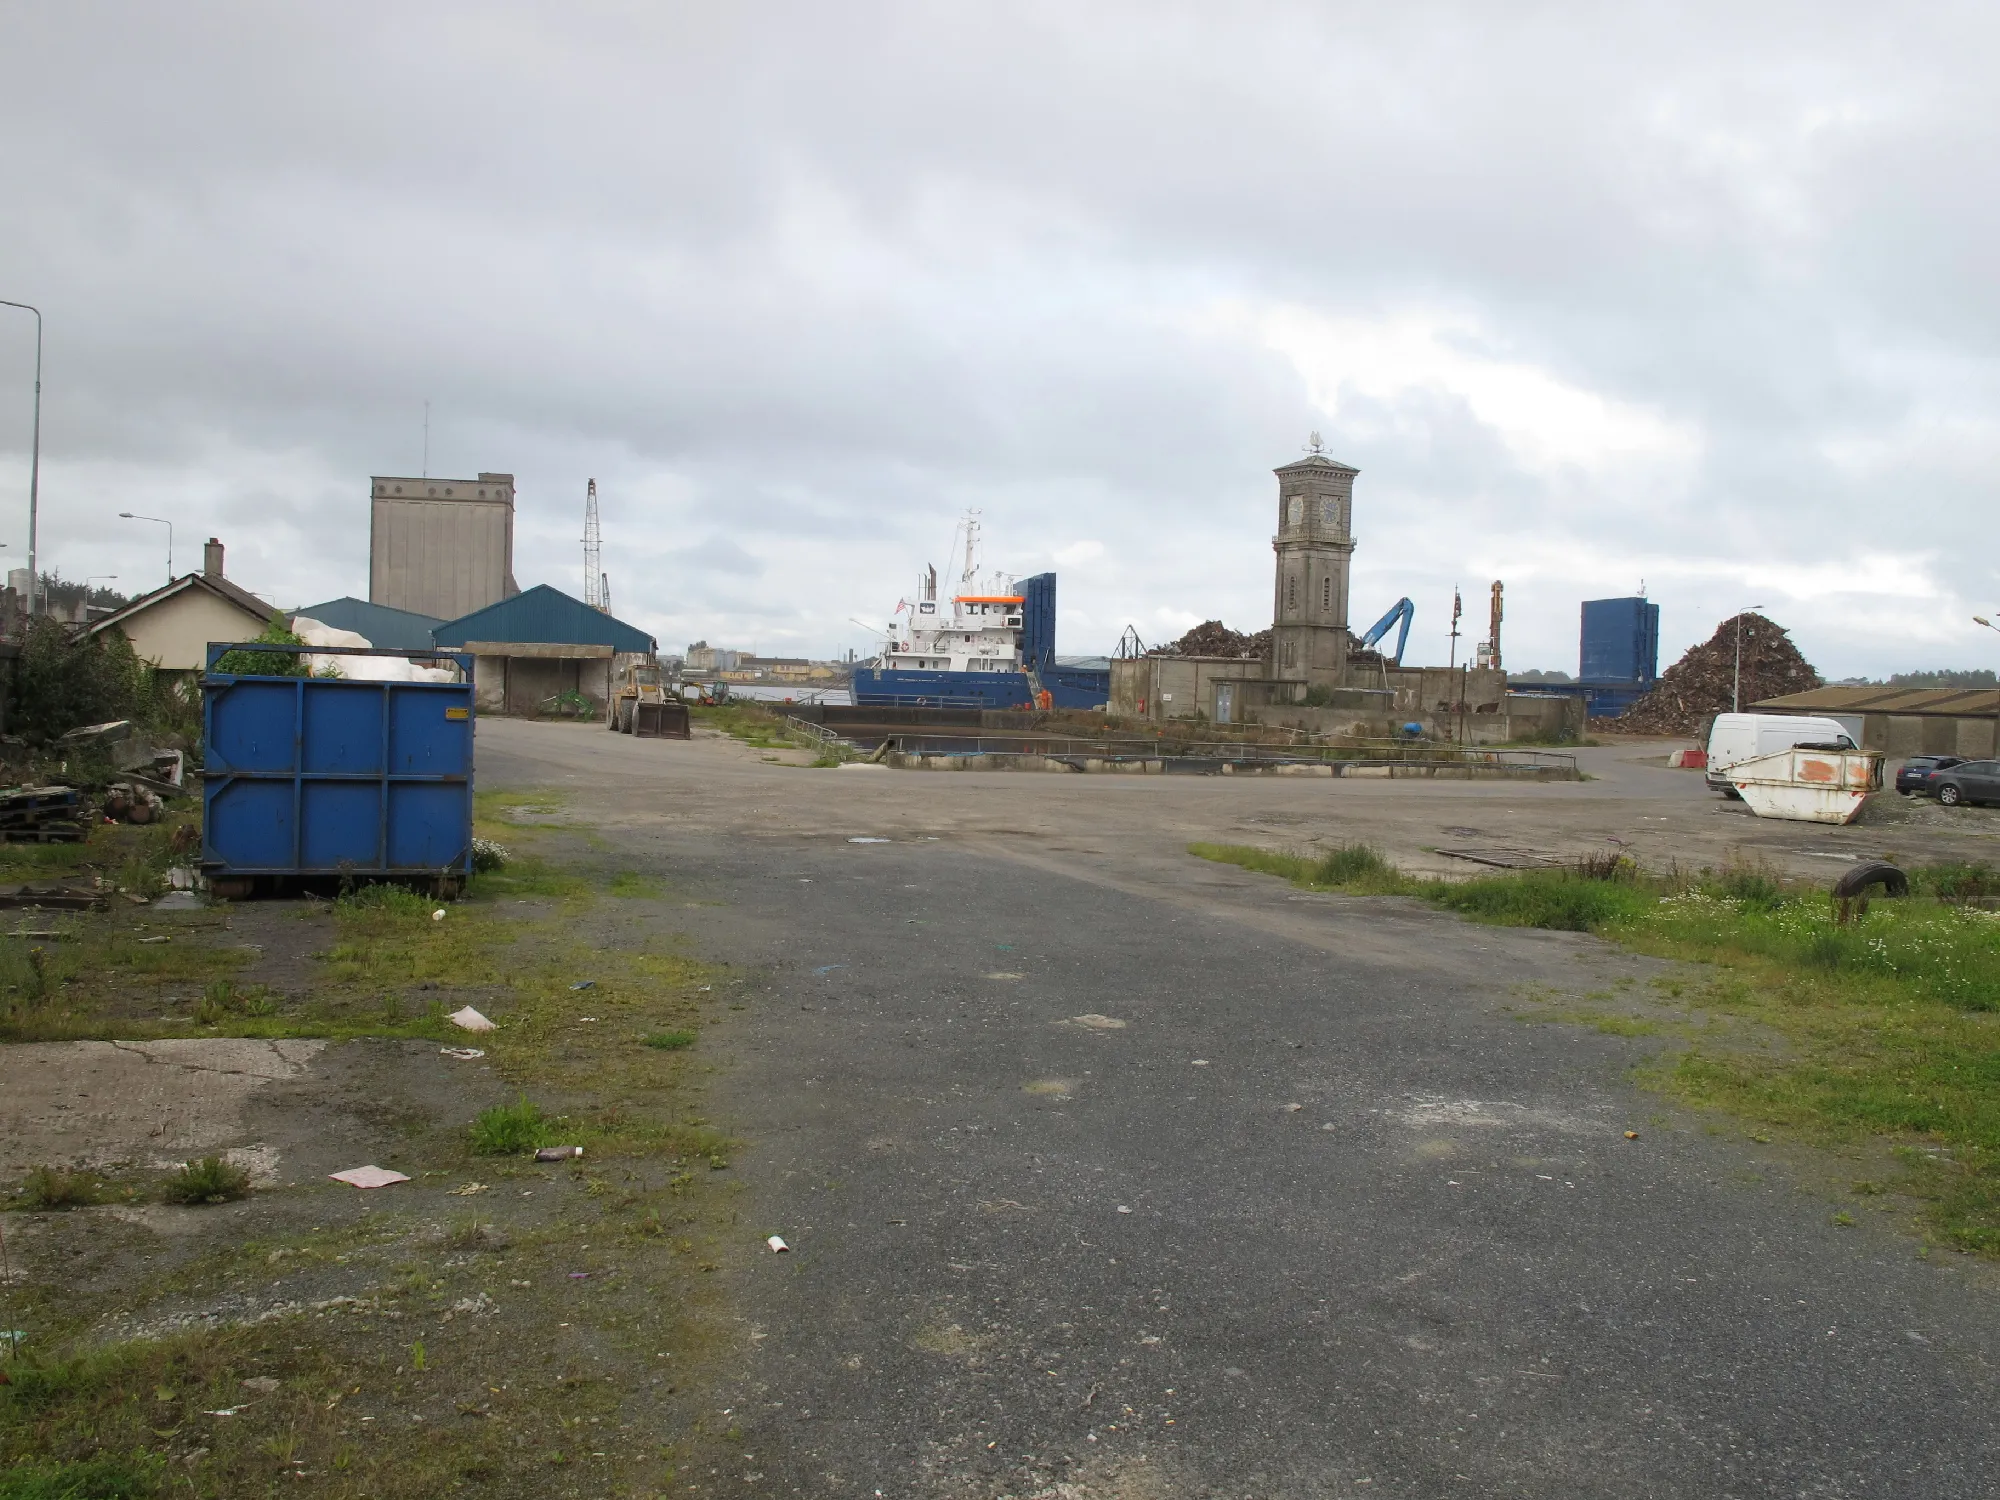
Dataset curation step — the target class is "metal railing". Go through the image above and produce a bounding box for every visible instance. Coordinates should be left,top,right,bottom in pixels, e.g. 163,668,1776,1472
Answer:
873,732,1575,774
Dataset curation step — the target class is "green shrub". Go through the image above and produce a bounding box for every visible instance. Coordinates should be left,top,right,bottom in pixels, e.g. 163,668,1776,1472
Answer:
160,1156,250,1205
209,619,309,678
13,616,150,742
470,1098,547,1155
0,1454,162,1499
20,1166,101,1210
1914,861,1998,903
470,838,511,873
643,1030,697,1050
1710,862,1785,911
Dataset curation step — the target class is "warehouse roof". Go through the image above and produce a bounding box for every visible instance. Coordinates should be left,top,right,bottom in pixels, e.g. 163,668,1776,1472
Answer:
1754,686,2000,716
433,584,655,653
291,596,443,652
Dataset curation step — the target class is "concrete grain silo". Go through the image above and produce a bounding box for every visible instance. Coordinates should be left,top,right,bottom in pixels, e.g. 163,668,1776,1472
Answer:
368,473,521,621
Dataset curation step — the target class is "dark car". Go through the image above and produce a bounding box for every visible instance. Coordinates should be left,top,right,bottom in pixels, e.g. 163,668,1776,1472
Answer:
1896,754,1966,795
1933,759,2000,808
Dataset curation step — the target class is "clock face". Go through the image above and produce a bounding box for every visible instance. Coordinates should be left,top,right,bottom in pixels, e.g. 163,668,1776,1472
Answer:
1287,495,1303,527
1321,496,1339,527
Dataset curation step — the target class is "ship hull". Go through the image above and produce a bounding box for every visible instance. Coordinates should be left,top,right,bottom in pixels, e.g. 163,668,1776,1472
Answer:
852,666,1109,711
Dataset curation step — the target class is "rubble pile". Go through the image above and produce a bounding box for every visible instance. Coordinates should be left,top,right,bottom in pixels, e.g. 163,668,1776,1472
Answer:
1618,614,1822,735
1150,621,1271,659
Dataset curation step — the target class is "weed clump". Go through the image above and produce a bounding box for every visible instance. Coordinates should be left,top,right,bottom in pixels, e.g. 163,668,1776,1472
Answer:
1313,844,1394,887
336,883,433,919
19,1166,102,1210
643,1030,697,1051
161,1156,251,1205
192,980,278,1025
470,1098,547,1155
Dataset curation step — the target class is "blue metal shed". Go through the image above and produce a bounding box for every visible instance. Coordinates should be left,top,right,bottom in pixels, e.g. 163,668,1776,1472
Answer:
291,596,444,652
202,644,475,892
433,584,655,653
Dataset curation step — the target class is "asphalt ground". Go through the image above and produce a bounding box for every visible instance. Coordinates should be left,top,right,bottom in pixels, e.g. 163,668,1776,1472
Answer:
477,720,2000,1499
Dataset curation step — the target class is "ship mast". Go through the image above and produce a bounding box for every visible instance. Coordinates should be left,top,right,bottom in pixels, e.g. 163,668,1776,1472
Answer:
960,510,981,586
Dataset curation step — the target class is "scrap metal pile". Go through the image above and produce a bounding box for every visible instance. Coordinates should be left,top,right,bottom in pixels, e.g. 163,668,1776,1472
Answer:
1149,621,1272,659
1618,613,1822,735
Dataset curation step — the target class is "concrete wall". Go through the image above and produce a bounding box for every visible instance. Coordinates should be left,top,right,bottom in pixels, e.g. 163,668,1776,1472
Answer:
1110,656,1263,720
1775,708,2000,760
107,590,272,673
1377,665,1507,714
370,476,516,620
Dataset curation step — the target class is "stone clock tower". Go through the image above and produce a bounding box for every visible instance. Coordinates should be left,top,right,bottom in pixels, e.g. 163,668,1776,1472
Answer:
1268,441,1358,687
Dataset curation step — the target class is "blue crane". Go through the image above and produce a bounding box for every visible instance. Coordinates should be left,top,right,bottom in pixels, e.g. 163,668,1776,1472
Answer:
1358,597,1415,665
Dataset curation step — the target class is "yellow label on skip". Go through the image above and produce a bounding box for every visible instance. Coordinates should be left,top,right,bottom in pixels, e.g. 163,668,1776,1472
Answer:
445,707,469,720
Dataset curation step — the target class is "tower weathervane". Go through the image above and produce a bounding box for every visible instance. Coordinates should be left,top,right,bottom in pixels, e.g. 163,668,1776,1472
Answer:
1305,431,1325,456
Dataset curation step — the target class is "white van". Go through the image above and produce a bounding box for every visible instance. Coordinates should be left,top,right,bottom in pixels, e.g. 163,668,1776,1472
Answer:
1705,713,1857,795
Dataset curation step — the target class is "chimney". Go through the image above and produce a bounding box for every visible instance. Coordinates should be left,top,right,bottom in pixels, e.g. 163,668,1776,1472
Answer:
203,538,224,579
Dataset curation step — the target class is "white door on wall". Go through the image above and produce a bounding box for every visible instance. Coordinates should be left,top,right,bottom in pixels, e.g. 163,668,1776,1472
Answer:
1216,684,1234,724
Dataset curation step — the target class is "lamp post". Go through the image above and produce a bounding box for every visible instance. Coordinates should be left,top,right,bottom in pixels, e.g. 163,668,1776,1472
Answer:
1732,604,1766,713
1978,616,2000,756
119,512,173,583
0,300,41,616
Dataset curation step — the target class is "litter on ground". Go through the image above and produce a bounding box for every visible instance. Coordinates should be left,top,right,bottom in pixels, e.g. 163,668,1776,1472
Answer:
847,837,892,844
448,1006,496,1033
330,1166,411,1189
569,980,596,991
535,1146,584,1162
767,1236,790,1253
439,1046,485,1060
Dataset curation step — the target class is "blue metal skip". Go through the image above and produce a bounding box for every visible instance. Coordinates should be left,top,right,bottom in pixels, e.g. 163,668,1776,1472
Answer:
202,645,475,880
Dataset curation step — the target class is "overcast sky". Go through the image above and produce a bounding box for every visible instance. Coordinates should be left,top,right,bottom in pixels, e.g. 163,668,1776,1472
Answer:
1,2,1996,676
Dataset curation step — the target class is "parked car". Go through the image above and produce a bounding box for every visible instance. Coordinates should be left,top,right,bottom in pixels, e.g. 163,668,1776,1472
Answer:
1895,754,1965,796
1704,713,1856,796
1933,759,2000,808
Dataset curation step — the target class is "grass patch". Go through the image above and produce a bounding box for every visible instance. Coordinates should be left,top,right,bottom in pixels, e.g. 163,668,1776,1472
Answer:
0,1453,163,1498
160,1157,251,1206
691,702,791,748
470,1098,547,1155
607,872,665,899
1189,841,1391,890
1430,871,1653,932
1195,841,2000,1253
643,1030,697,1050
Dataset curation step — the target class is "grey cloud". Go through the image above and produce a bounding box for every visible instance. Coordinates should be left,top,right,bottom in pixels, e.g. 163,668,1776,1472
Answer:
0,3,1996,672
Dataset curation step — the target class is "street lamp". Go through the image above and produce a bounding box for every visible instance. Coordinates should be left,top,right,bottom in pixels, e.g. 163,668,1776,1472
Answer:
0,300,41,616
119,512,173,583
1733,604,1766,714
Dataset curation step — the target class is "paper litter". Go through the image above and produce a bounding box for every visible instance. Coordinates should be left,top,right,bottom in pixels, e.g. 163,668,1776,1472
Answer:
329,1166,410,1189
448,1006,495,1033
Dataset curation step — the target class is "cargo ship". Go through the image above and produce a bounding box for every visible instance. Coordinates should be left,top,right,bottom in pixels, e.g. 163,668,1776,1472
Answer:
850,516,1110,711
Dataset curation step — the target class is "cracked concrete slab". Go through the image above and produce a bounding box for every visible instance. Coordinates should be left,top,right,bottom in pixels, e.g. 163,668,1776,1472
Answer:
0,1038,325,1175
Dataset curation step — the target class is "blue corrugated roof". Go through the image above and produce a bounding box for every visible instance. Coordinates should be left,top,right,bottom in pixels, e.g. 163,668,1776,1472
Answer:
291,596,444,652
433,584,656,653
